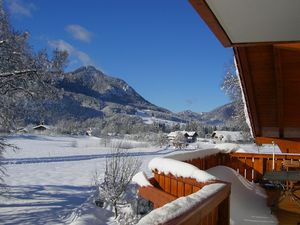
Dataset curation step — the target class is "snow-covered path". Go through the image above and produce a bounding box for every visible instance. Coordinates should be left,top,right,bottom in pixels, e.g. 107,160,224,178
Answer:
2,148,179,165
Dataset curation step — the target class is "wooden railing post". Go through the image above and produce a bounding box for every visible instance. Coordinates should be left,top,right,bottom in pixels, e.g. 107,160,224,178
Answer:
218,194,230,225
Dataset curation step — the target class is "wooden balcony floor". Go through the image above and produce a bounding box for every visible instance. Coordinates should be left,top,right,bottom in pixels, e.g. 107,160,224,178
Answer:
266,184,300,225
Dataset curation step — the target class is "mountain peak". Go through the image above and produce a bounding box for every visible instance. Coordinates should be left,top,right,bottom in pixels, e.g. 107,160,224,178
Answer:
73,65,103,75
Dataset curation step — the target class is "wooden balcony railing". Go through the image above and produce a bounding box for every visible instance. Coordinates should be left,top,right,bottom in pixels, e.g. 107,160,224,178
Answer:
183,152,300,182
221,152,300,182
137,150,300,225
138,177,230,225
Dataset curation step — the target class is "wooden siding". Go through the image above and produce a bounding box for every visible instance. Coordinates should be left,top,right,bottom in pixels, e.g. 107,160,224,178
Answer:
235,44,300,145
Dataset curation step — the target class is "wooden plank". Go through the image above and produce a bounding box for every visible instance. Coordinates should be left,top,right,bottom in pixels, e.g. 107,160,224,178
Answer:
184,183,192,196
193,186,201,193
178,181,184,197
253,157,264,181
234,46,261,137
159,174,165,190
245,157,253,181
238,157,246,177
166,183,231,225
165,176,171,194
273,47,284,138
138,186,177,209
218,195,230,225
171,178,177,196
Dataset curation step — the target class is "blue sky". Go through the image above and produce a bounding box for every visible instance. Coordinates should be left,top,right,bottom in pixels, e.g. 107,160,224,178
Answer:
5,0,233,113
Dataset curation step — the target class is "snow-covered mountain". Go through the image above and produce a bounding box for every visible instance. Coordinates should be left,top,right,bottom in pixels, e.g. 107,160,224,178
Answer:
15,66,236,128
56,66,169,113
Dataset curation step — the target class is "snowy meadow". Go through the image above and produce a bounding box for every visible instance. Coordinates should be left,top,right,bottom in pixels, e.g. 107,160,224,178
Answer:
0,135,279,225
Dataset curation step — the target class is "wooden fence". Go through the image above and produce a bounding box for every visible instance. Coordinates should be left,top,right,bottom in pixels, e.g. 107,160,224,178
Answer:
138,172,230,225
137,151,300,225
184,152,300,182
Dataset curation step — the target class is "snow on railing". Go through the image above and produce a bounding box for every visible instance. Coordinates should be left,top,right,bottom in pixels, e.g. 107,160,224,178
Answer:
137,183,228,225
165,145,239,162
148,157,217,183
132,171,153,187
165,148,220,162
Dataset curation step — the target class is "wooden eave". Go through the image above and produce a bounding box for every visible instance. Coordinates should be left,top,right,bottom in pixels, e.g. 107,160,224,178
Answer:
189,0,232,47
190,0,300,152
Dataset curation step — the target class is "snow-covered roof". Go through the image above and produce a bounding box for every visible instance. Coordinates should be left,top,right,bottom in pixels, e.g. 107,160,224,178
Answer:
214,143,240,153
212,131,243,141
167,131,182,137
148,157,216,183
33,124,49,130
167,131,197,138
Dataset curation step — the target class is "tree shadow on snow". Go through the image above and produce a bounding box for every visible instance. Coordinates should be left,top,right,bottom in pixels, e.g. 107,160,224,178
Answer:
0,185,93,225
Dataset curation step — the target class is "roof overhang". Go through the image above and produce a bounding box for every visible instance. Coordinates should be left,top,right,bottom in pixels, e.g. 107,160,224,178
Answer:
190,0,300,152
190,0,300,47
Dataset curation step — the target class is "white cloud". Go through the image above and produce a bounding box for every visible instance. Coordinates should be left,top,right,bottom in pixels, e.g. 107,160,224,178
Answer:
48,39,93,66
66,24,92,43
7,0,36,17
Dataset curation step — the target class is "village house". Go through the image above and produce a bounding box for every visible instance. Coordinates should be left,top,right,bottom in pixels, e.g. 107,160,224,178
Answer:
211,131,243,142
33,124,48,132
167,131,198,144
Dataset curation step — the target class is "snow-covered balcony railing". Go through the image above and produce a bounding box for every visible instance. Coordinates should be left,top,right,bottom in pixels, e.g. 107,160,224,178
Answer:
221,152,300,182
137,182,230,225
133,157,231,225
167,147,300,182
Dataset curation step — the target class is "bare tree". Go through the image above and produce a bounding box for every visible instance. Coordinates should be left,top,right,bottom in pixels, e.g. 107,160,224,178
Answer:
0,2,68,129
173,132,187,149
156,132,168,148
221,63,250,135
95,144,141,218
0,1,68,192
0,137,18,194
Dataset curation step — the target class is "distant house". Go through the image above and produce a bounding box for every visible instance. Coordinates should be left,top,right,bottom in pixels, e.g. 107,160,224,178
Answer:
211,131,243,142
185,131,198,143
86,128,92,136
167,131,198,146
33,124,48,132
16,127,28,134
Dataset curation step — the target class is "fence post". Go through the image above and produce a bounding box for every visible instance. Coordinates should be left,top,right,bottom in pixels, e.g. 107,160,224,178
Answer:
218,194,230,225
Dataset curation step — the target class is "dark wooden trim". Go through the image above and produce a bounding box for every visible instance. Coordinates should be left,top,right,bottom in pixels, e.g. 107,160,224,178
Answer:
234,46,260,137
230,40,300,47
273,47,284,138
189,0,232,47
274,43,300,51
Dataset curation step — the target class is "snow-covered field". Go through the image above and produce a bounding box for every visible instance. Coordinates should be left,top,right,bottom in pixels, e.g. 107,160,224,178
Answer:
0,135,279,225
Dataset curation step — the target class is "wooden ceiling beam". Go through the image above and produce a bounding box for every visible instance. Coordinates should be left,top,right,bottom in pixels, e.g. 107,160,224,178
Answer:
234,46,261,137
273,47,284,138
274,43,300,51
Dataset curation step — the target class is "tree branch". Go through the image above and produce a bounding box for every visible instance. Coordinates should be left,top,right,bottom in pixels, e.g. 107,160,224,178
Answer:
0,69,37,78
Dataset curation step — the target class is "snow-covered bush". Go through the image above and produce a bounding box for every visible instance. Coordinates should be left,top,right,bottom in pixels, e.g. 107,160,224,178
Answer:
94,145,141,218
